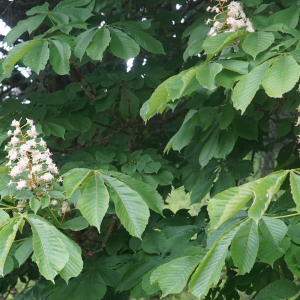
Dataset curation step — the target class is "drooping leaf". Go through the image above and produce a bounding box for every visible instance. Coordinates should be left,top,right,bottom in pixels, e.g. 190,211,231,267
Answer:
108,171,164,215
60,217,89,231
189,221,244,298
290,170,300,213
231,218,259,275
0,219,20,276
77,171,109,231
49,39,71,75
23,40,49,74
86,27,111,61
262,54,300,98
63,168,91,197
109,27,140,60
74,27,96,60
15,236,33,267
232,61,270,113
26,215,69,282
29,197,41,214
101,174,149,238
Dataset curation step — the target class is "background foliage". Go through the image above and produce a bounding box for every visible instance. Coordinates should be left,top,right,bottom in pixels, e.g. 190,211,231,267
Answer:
1,0,300,299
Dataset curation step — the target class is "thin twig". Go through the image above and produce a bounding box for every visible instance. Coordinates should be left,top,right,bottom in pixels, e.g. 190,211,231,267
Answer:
76,82,95,99
123,86,131,123
70,57,97,96
89,216,117,256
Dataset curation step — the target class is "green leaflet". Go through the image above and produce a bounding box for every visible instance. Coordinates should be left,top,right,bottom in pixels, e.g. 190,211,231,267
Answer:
4,14,46,45
242,31,275,59
196,62,223,90
63,168,91,197
74,27,97,60
109,27,140,60
108,171,164,215
3,40,42,73
254,279,300,300
0,219,21,276
49,39,71,75
86,27,111,61
125,28,165,54
164,110,198,153
155,255,202,297
15,236,33,267
189,220,244,298
208,180,261,230
26,215,69,282
23,40,49,74
290,170,300,213
232,60,270,114
248,170,288,222
59,216,89,231
262,54,300,98
101,174,149,238
231,218,259,275
77,171,109,231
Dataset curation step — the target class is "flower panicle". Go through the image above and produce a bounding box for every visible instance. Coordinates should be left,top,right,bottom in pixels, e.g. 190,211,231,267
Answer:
5,118,63,212
206,1,255,37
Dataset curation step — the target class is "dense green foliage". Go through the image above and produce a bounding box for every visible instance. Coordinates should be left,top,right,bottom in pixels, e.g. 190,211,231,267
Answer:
1,0,300,299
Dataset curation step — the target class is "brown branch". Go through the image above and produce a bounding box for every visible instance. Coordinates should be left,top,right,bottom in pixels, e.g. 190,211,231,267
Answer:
89,215,117,256
122,86,131,123
76,82,95,99
70,57,97,96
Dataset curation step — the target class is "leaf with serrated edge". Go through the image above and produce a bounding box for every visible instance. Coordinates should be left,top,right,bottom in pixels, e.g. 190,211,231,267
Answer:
86,27,111,61
15,236,33,266
77,172,109,231
231,218,259,275
208,180,261,230
248,170,288,222
26,215,69,282
74,28,96,60
0,219,20,276
108,171,164,215
262,54,300,98
196,62,223,90
101,174,149,238
242,32,275,59
232,61,270,114
49,39,71,75
290,171,300,213
189,220,244,298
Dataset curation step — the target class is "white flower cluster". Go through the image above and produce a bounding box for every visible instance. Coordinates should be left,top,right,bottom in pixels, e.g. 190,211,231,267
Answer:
206,1,255,37
5,119,61,192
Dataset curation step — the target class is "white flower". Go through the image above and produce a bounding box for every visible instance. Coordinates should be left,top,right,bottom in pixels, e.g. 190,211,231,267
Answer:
27,125,38,138
57,177,63,182
40,172,54,182
7,130,12,136
51,200,58,206
61,201,70,214
26,119,34,126
26,139,36,148
7,148,18,160
13,127,20,136
17,200,26,212
7,180,13,187
206,6,211,12
19,144,31,154
31,164,43,174
47,164,59,174
11,120,20,127
16,179,27,190
39,138,46,148
10,136,20,146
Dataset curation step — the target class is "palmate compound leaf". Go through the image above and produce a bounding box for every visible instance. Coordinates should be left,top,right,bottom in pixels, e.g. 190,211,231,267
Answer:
248,170,288,222
232,60,270,114
230,218,259,275
254,279,300,300
208,179,261,230
261,54,300,98
242,31,275,59
290,170,300,213
86,27,111,61
101,174,150,239
77,171,109,232
0,218,21,276
189,220,245,298
107,171,164,215
26,215,69,282
23,40,49,74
